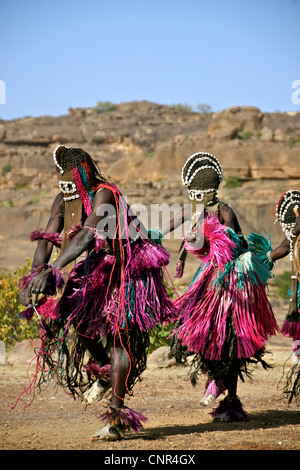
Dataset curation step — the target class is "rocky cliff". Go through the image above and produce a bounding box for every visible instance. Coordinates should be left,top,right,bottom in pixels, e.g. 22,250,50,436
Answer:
0,101,299,277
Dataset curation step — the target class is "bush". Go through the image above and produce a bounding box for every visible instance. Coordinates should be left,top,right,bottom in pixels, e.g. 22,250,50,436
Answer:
148,279,177,353
2,164,12,176
272,270,292,299
240,130,253,140
0,259,40,347
148,323,174,354
196,103,212,113
224,175,242,188
171,103,193,112
95,101,118,113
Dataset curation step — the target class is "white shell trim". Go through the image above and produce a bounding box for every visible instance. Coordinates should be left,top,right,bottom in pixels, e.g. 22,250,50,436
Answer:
58,180,77,194
53,145,71,175
275,190,300,260
63,194,80,201
181,152,223,188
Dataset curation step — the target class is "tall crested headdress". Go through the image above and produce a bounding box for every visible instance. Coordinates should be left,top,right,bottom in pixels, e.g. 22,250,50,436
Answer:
181,152,223,201
275,189,300,260
53,145,105,215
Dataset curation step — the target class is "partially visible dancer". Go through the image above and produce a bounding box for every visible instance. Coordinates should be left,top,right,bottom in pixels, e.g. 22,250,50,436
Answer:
267,189,300,403
17,145,176,441
163,152,279,422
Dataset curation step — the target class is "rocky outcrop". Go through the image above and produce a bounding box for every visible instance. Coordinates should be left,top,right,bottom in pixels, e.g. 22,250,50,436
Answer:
0,101,299,274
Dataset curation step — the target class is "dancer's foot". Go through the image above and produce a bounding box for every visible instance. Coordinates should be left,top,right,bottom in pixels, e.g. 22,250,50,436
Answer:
200,379,226,407
82,379,110,405
199,393,216,406
213,411,231,422
212,396,248,422
91,422,125,441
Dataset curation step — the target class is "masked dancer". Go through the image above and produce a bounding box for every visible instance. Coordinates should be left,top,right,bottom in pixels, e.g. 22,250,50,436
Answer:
17,145,175,441
267,189,300,403
163,152,279,422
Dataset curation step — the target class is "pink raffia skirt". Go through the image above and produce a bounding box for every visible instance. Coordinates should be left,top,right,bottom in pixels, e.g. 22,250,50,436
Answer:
173,216,279,362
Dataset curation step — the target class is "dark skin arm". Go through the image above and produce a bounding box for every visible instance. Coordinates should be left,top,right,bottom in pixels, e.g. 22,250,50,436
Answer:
27,188,115,301
162,202,237,237
161,205,191,237
186,203,239,243
219,204,237,231
162,203,240,267
32,193,64,268
19,193,64,305
270,238,290,261
270,215,300,261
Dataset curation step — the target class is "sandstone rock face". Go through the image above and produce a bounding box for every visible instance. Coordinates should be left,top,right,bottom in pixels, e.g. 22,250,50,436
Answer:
208,106,263,139
0,101,299,276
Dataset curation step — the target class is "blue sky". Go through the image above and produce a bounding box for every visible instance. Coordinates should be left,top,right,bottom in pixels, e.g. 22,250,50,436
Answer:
0,0,299,120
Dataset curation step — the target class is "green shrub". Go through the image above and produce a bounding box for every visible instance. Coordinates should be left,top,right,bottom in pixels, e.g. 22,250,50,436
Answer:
148,279,177,353
2,164,12,176
272,270,292,299
95,101,118,112
0,259,40,347
148,323,174,354
285,137,296,147
196,103,212,113
240,130,253,140
0,199,13,208
224,175,242,188
171,103,193,112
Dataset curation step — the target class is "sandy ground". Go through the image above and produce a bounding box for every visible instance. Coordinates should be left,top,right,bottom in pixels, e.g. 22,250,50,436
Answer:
0,329,299,454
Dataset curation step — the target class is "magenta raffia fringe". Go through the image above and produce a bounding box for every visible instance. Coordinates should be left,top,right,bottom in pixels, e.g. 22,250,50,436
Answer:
184,215,236,270
66,247,176,337
47,265,65,292
205,379,226,397
129,242,169,274
212,396,248,422
173,216,279,360
175,265,278,360
30,229,62,248
175,261,184,279
66,223,83,241
86,361,111,380
19,296,61,321
281,319,300,340
100,406,148,432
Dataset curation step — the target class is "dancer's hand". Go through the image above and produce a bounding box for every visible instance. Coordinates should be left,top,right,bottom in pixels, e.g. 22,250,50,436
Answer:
19,286,32,306
28,268,53,302
186,231,209,250
294,215,300,235
185,231,197,243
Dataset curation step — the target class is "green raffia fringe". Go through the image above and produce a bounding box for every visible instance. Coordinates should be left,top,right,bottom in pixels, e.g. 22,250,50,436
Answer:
247,232,274,270
78,164,94,207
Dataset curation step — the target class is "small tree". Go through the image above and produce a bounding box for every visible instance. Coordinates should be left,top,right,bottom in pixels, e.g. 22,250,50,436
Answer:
196,103,212,113
95,101,118,112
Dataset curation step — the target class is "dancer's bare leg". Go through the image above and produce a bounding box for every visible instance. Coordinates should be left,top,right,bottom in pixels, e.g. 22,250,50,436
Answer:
91,341,131,441
77,325,111,405
110,343,131,409
224,361,239,399
212,361,248,422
